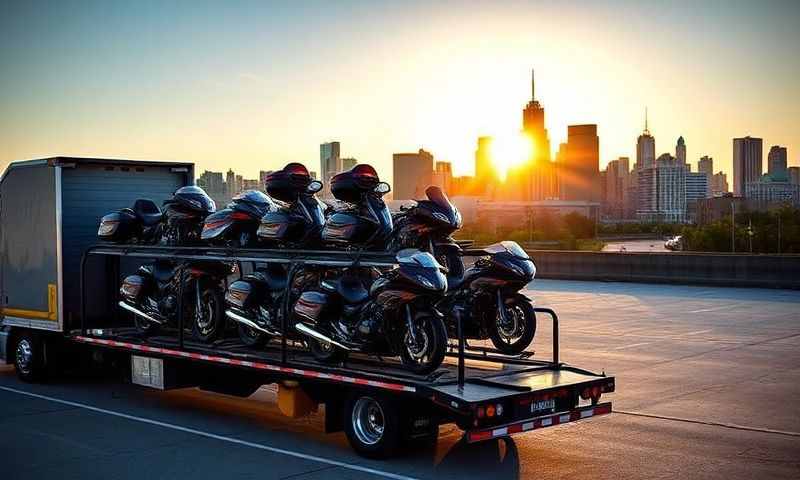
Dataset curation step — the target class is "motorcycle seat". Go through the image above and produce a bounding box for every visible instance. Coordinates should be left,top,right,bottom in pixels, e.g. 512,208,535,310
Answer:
323,276,369,304
133,199,163,227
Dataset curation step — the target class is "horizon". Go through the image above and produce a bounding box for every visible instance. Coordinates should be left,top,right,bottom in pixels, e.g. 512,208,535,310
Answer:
1,0,799,185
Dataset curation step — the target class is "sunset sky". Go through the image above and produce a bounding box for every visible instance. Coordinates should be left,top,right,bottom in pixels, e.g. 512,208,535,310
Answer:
1,0,798,184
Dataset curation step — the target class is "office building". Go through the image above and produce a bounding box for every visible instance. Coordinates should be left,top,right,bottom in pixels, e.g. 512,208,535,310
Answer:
603,157,629,219
636,109,656,170
711,172,729,196
745,174,800,206
474,136,496,195
520,69,555,200
393,149,434,200
320,141,341,198
561,124,600,202
789,166,800,185
342,157,357,171
733,136,763,196
198,171,224,195
767,146,787,178
698,156,713,176
432,161,453,194
685,171,710,221
637,154,686,222
676,136,687,169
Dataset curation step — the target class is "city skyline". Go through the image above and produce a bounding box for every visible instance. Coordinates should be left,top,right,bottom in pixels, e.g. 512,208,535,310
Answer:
1,1,799,185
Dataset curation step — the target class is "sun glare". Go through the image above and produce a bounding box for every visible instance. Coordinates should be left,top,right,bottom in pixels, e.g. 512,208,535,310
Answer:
490,132,534,180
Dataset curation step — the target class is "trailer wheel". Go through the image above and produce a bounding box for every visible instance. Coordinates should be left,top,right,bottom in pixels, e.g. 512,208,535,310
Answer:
13,331,47,382
344,393,401,459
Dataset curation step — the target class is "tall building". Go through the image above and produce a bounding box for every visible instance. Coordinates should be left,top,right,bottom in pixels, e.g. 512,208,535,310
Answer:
711,172,729,196
342,157,358,171
698,156,713,176
745,174,800,206
225,169,236,197
561,124,600,202
520,69,554,200
676,136,687,169
474,136,496,196
432,161,453,194
637,154,687,222
392,148,434,200
603,157,629,219
767,146,787,178
636,109,656,170
198,170,224,194
733,136,763,196
685,171,710,220
259,170,272,189
320,141,341,198
789,166,800,185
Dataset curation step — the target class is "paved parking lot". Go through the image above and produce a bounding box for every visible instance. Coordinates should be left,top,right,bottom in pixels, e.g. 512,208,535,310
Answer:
2,280,799,479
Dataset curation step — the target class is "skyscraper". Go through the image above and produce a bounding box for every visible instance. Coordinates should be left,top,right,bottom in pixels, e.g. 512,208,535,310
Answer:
320,141,341,198
638,154,686,222
767,145,788,178
226,169,236,196
698,156,713,176
474,136,496,195
604,157,629,219
789,166,800,185
733,136,763,196
676,136,687,170
342,157,358,171
392,148,434,200
636,109,656,170
521,69,554,200
432,161,453,194
562,124,600,202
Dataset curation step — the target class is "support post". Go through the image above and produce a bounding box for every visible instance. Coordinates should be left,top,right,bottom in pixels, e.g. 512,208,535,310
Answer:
456,306,465,390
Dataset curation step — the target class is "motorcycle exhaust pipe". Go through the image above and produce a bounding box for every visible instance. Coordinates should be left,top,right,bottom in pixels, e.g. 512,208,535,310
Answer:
225,310,280,336
294,323,352,351
118,301,164,325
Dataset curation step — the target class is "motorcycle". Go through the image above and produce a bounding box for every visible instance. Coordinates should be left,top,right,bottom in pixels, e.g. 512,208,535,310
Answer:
390,186,537,354
224,163,326,346
292,249,448,375
100,186,230,342
119,260,232,342
201,190,274,247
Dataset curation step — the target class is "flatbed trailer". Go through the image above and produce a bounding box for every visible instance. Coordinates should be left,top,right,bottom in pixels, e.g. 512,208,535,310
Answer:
0,158,615,458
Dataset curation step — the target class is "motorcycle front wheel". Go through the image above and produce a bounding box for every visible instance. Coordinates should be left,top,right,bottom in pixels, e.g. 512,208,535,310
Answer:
488,294,536,355
308,337,348,364
399,312,447,375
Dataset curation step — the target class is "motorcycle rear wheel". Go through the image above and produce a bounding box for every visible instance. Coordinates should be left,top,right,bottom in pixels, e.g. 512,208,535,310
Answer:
399,312,446,375
191,285,225,343
237,323,267,347
308,337,348,364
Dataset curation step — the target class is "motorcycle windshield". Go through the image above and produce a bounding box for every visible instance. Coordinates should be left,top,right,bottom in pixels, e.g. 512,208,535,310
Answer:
484,241,530,259
175,186,216,214
397,249,444,270
425,186,461,227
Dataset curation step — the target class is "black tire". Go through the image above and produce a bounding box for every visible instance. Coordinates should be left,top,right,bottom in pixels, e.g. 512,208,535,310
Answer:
344,393,402,459
131,308,158,336
488,294,536,355
237,323,267,347
307,337,348,364
399,311,447,375
191,284,225,343
13,331,47,383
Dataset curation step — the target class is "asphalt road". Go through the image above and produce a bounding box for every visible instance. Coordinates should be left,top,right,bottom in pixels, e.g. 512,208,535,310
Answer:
2,280,799,479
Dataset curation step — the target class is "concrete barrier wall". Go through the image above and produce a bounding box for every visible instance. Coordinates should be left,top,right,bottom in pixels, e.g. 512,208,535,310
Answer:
527,250,800,289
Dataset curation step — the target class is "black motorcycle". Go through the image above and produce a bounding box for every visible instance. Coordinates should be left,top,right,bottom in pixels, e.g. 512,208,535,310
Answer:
119,260,232,342
390,186,537,354
292,249,448,374
224,163,326,346
201,190,274,247
321,164,393,250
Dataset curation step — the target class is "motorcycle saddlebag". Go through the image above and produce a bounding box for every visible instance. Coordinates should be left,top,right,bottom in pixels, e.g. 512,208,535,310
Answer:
120,274,147,302
98,209,138,243
321,212,376,245
293,291,329,323
225,279,263,309
257,210,303,243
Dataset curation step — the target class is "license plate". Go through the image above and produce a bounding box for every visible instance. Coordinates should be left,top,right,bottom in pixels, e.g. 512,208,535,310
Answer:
530,399,555,414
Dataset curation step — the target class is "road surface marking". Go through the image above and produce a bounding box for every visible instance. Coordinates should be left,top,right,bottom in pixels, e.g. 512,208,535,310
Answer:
0,385,420,480
685,329,713,336
615,409,800,438
612,342,652,350
689,304,741,314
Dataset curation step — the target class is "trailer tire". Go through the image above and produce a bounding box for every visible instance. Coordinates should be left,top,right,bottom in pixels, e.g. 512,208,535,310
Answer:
13,331,47,383
344,393,401,459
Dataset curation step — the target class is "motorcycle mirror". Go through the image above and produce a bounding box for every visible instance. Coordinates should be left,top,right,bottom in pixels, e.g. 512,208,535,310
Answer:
374,182,391,195
307,180,323,194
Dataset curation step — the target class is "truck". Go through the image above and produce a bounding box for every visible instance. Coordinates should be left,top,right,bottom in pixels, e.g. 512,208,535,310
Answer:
0,157,615,458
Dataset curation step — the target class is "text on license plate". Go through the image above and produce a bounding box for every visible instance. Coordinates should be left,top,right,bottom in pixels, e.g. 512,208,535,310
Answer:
531,399,555,413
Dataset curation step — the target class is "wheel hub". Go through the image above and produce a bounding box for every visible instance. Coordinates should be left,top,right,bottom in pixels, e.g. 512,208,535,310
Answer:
16,339,33,374
497,305,522,340
352,397,385,445
405,327,430,361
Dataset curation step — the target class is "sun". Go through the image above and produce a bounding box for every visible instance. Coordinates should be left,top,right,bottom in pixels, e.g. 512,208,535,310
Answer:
490,132,534,180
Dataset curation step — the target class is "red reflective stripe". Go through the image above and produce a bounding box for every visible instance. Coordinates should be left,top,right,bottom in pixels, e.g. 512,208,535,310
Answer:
73,336,415,393
466,404,612,443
